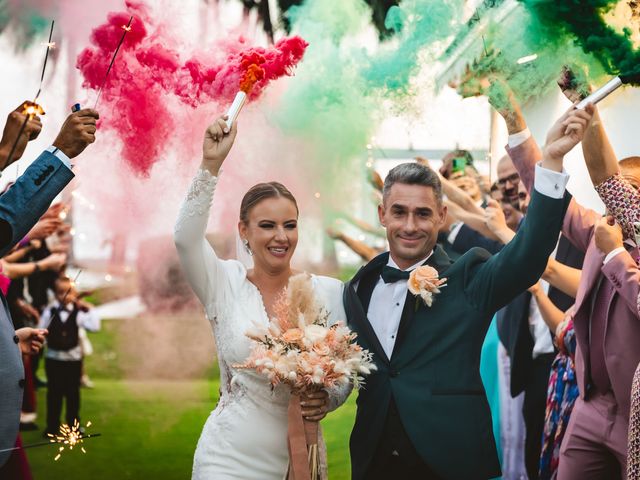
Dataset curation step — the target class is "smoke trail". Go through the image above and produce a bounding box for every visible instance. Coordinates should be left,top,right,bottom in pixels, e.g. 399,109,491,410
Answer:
449,3,610,108
276,0,378,211
0,0,53,49
366,0,465,93
518,0,640,83
76,3,307,177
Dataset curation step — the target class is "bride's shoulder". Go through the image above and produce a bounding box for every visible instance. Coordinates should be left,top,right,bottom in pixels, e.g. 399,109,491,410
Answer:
218,258,248,285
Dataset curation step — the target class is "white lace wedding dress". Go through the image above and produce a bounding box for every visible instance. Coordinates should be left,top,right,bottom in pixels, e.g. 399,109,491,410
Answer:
174,169,350,480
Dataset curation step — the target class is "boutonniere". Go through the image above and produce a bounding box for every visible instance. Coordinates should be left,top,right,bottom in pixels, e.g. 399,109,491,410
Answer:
408,266,447,308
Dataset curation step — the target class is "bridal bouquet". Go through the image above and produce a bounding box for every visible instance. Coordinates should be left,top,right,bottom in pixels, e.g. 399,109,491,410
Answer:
235,274,375,480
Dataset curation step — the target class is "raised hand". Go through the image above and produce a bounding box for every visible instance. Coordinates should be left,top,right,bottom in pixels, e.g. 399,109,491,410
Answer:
0,102,43,169
484,199,508,234
486,77,527,134
202,115,238,176
542,104,594,170
28,217,62,240
595,215,624,255
39,252,67,271
52,108,99,159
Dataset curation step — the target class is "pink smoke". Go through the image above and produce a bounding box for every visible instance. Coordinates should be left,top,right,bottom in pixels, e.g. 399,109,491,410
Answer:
76,4,308,176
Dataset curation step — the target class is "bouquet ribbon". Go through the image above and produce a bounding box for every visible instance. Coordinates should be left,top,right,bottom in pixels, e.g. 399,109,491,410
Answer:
287,394,319,480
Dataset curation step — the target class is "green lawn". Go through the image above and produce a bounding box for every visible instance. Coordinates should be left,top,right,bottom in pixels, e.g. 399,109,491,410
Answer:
22,319,357,479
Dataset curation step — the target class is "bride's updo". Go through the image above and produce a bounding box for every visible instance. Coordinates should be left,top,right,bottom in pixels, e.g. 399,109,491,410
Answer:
239,182,299,223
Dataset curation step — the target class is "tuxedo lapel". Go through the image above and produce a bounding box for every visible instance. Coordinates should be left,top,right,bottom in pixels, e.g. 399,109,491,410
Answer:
392,246,452,358
345,252,390,365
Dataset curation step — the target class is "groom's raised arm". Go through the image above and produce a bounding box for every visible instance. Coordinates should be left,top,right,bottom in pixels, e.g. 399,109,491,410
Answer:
464,106,593,314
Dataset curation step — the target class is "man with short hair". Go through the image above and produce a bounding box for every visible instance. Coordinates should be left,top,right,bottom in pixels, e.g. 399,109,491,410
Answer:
345,106,594,479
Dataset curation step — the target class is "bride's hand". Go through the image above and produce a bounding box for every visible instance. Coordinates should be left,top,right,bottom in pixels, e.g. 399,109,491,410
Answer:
301,390,330,422
201,115,238,175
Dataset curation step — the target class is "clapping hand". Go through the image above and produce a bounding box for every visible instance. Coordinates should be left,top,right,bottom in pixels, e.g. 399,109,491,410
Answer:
595,215,624,255
202,115,238,175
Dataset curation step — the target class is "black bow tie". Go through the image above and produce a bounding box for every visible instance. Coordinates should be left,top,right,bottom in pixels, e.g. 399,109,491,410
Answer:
381,265,411,284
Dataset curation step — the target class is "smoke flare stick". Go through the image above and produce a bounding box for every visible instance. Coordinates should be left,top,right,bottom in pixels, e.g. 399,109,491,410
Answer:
225,58,266,129
576,73,640,109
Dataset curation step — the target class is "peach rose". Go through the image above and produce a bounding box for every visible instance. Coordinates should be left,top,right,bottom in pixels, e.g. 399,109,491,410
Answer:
408,265,440,295
282,328,304,344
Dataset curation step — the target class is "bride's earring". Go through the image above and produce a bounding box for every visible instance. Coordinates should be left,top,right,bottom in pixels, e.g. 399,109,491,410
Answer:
243,239,253,256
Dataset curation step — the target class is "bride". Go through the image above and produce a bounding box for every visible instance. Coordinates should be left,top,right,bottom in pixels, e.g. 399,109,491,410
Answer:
174,115,351,479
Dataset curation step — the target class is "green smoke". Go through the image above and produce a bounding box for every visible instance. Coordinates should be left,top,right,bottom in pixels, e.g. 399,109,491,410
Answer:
366,0,464,93
277,0,379,209
0,0,52,51
452,3,610,108
518,0,640,83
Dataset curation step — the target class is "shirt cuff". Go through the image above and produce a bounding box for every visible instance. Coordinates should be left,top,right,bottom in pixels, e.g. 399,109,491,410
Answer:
46,146,72,170
447,222,464,245
603,247,625,265
508,129,531,149
533,162,570,199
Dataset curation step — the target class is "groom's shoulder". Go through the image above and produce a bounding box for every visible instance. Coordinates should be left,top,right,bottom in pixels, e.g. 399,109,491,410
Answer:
448,246,493,274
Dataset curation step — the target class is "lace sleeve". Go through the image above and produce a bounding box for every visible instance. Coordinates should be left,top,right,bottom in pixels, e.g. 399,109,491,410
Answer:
594,173,640,240
174,169,223,313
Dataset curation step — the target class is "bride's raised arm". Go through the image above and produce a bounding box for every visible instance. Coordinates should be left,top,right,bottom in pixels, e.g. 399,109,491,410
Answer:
173,116,238,311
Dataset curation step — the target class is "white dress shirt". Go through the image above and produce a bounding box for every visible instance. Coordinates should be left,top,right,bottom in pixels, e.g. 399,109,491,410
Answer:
39,300,101,361
45,145,73,170
368,253,433,359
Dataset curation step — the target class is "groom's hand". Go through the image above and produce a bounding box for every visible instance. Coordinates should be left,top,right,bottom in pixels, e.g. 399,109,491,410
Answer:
301,390,330,422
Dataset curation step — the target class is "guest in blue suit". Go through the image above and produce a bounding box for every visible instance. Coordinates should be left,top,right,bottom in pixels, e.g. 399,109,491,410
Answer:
0,103,99,467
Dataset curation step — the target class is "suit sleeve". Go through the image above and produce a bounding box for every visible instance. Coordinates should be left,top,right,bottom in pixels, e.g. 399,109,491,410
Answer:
601,251,640,318
452,224,504,255
465,188,572,314
0,151,74,257
506,136,598,254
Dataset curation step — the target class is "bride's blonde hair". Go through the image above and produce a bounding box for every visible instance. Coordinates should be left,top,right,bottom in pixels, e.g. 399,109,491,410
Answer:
239,182,299,223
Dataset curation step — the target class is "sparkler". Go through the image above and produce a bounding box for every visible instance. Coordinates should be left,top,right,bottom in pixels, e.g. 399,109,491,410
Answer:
48,420,97,461
0,422,100,458
94,16,134,109
225,55,266,129
5,20,54,168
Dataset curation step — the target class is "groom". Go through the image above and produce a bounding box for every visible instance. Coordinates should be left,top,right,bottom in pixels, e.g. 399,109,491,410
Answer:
344,106,594,479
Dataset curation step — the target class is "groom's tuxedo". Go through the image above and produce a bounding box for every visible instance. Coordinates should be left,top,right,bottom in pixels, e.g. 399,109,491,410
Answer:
345,186,571,480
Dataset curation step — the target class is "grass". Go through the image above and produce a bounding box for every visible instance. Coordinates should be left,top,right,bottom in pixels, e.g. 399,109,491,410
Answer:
22,319,357,479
